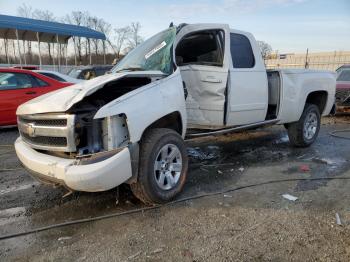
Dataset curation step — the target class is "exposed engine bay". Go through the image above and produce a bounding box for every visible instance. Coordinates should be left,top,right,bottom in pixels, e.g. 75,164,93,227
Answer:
68,75,165,156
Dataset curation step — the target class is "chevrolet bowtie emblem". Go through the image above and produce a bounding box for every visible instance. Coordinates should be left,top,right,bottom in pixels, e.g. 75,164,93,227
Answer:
26,123,36,137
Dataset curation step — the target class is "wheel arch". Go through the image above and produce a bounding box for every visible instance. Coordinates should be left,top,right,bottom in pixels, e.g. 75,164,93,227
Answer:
140,111,184,140
304,90,328,115
127,111,184,184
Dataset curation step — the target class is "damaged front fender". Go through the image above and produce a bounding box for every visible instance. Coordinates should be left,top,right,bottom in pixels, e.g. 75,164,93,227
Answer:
94,68,187,142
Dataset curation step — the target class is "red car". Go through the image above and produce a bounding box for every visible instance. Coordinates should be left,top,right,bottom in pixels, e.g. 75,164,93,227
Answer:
0,68,73,126
335,66,350,111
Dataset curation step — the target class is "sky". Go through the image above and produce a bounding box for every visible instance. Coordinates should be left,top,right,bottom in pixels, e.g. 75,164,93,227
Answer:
0,0,349,53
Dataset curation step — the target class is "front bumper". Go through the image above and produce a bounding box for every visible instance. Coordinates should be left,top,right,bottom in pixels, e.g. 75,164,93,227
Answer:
15,137,132,192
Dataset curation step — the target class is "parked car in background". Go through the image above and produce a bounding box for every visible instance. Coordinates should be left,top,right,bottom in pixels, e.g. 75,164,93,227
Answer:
335,66,350,110
336,64,350,76
34,70,83,84
67,65,113,80
0,68,73,126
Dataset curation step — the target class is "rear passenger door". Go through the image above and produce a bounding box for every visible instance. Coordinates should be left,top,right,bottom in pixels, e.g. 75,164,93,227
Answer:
226,32,268,126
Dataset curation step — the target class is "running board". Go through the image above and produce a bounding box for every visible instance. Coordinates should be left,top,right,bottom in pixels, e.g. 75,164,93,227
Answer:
185,119,279,139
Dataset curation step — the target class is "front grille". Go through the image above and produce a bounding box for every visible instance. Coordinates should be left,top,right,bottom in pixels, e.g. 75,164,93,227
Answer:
18,114,76,152
19,117,67,127
335,89,350,106
21,133,67,147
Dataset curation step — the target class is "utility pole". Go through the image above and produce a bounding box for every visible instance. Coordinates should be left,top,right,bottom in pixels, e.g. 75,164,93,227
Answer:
305,48,309,69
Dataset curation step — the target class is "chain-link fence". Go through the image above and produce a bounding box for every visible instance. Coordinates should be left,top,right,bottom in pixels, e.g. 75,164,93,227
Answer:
265,51,350,71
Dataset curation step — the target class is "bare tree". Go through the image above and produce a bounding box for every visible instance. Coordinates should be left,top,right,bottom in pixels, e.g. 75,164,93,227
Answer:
128,22,143,50
33,9,56,22
64,11,90,64
97,19,112,63
257,40,272,59
87,16,100,57
17,3,34,63
113,26,130,59
17,3,33,18
33,10,56,63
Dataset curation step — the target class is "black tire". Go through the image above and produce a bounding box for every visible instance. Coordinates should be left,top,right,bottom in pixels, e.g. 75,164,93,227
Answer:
286,103,320,147
130,128,188,204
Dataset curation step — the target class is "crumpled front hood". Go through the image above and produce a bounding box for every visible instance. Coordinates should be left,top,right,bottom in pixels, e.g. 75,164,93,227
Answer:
17,72,130,115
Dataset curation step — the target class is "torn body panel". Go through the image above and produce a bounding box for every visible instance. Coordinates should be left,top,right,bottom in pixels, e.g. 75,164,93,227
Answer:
180,65,228,127
94,68,187,141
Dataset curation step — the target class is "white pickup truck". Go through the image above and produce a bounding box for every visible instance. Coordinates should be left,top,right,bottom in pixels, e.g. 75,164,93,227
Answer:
15,24,336,204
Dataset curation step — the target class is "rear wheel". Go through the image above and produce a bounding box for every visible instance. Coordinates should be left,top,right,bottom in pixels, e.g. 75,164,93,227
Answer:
130,128,188,204
286,103,320,147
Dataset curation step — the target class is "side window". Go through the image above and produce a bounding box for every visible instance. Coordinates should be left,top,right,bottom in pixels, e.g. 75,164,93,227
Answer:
230,33,255,68
175,30,224,67
337,70,350,81
0,72,33,91
95,68,106,76
30,75,49,87
41,73,66,82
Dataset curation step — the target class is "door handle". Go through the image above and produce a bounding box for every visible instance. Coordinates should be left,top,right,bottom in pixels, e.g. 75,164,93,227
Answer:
25,91,37,95
201,76,222,83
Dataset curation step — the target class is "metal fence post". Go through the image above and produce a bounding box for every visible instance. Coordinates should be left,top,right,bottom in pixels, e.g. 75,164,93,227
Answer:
15,29,22,66
36,32,42,69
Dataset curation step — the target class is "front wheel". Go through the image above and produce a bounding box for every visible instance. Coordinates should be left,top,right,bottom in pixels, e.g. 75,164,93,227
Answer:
130,128,188,204
286,103,321,147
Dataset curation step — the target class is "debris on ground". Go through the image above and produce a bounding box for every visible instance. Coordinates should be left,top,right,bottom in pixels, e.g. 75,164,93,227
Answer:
187,147,217,160
282,194,298,201
313,158,336,165
182,249,194,258
299,165,310,172
275,135,289,144
238,167,244,172
150,247,164,255
58,236,72,241
217,170,223,174
335,213,342,226
224,194,232,198
128,251,141,260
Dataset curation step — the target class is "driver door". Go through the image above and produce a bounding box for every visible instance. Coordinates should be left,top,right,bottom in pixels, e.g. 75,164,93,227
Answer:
175,24,231,128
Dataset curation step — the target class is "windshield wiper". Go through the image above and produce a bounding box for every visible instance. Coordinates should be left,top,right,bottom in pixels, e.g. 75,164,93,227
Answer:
116,66,143,73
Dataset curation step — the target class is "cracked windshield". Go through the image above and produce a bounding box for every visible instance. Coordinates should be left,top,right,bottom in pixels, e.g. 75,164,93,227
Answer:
112,27,176,75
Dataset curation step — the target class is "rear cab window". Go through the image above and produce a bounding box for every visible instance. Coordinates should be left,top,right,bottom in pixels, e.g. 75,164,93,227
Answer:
230,33,255,68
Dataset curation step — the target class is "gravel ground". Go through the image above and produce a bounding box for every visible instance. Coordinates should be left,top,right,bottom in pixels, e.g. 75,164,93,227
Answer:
0,115,350,261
